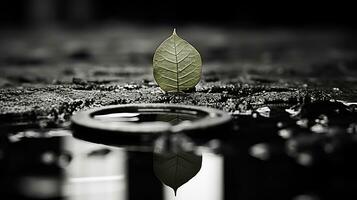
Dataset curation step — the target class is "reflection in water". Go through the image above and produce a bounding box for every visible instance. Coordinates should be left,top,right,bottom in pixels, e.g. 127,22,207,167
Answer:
1,123,223,200
3,101,357,200
0,131,128,200
153,134,202,195
163,153,223,200
62,136,127,200
153,134,224,200
17,176,62,199
94,111,200,125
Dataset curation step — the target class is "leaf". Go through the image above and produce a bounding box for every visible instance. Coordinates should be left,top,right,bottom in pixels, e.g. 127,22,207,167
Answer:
153,135,202,195
153,29,202,92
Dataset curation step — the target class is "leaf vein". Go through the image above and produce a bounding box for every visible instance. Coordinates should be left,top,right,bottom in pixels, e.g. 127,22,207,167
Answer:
177,53,191,63
156,55,176,64
176,44,189,55
175,40,185,48
179,68,198,79
160,75,177,82
179,75,200,86
179,60,194,72
162,48,176,55
161,83,177,88
158,66,176,73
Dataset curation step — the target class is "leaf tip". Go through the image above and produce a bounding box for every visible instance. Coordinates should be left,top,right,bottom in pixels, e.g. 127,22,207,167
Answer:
173,28,177,35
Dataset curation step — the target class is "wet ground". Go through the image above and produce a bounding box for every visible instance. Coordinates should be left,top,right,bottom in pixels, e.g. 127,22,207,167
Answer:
1,23,357,200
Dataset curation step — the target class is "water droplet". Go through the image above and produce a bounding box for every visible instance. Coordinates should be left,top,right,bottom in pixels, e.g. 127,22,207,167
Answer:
310,124,327,133
315,114,328,125
286,139,298,156
208,139,221,150
296,119,309,128
58,152,72,167
277,122,283,128
323,143,335,153
41,152,56,165
297,152,313,166
333,87,340,91
8,133,23,142
278,129,292,139
249,143,270,160
347,123,357,134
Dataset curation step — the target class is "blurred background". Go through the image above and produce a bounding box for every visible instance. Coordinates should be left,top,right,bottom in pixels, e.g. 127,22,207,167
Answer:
0,0,355,28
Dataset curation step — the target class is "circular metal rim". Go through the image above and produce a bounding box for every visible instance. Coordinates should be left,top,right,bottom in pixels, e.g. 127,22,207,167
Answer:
71,103,232,136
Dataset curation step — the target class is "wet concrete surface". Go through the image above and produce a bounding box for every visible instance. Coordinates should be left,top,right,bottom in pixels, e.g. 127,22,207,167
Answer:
1,23,357,200
0,24,357,128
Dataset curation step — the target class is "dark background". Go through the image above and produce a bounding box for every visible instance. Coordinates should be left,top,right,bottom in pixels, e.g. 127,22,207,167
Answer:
0,0,355,28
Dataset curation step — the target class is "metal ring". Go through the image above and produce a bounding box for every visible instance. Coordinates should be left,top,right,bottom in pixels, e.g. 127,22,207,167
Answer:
71,103,232,145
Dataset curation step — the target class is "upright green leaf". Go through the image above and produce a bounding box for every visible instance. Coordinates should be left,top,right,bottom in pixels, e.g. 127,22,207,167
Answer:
153,29,202,92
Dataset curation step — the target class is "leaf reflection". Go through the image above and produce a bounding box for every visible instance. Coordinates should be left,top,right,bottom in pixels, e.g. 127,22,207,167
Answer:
153,134,202,195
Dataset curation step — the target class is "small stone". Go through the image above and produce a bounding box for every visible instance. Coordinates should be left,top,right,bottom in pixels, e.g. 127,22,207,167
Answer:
124,84,140,90
256,106,270,118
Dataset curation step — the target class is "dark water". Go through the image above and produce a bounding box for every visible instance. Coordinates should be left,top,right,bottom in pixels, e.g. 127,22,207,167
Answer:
93,112,201,125
1,100,357,200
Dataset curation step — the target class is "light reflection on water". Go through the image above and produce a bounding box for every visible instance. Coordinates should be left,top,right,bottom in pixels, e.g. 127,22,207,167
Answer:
0,128,223,200
93,111,201,125
7,132,128,200
2,101,357,199
62,136,127,200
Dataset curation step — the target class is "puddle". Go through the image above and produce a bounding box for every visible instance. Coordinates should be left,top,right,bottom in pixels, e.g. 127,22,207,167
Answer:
93,112,201,125
1,101,357,199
